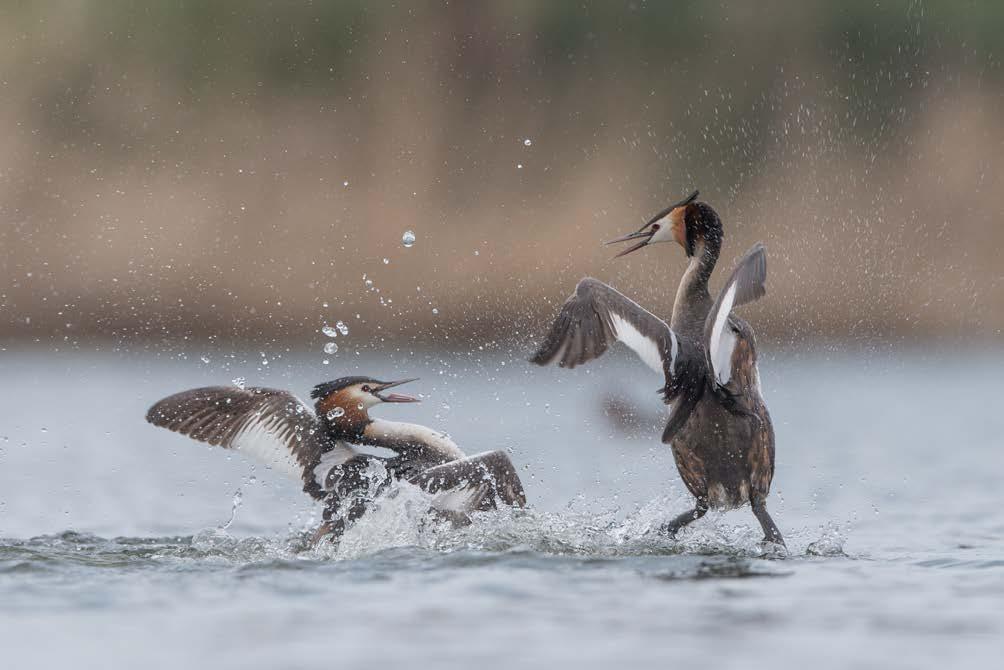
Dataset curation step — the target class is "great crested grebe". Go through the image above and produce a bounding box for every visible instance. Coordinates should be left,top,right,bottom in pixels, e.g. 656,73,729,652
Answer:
531,191,783,546
146,376,527,541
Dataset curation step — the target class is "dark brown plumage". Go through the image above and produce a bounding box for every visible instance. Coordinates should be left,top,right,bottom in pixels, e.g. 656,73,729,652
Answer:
531,196,783,546
146,377,527,541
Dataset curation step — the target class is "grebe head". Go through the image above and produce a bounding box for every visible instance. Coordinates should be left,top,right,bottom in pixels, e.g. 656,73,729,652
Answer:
311,376,419,418
606,190,721,258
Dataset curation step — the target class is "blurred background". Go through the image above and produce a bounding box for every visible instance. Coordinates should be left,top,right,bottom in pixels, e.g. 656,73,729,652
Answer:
3,4,1004,669
1,1,1001,354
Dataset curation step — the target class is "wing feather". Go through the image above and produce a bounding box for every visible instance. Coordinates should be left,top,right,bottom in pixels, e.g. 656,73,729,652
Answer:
531,277,679,377
409,450,527,511
704,244,767,386
146,386,354,498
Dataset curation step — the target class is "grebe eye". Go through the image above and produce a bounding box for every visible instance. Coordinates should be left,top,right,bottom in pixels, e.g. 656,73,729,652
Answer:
651,223,660,231
361,385,371,393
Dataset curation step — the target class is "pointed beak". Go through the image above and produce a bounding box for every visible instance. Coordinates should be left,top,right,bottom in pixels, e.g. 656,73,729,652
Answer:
375,378,420,403
605,229,653,258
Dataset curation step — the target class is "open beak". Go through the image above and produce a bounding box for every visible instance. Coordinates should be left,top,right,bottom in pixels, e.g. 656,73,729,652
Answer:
605,228,653,258
375,378,420,403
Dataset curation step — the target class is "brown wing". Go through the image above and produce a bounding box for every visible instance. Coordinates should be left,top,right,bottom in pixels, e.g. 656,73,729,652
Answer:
747,411,776,499
146,386,354,499
705,243,767,387
723,318,760,396
530,277,681,377
531,277,702,439
409,450,527,511
670,443,708,499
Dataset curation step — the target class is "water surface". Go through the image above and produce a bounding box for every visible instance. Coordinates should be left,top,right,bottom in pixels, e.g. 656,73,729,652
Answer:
1,349,1001,668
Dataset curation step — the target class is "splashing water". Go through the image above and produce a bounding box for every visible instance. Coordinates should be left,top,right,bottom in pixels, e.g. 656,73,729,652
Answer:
402,230,416,247
323,342,338,354
335,320,349,336
321,325,338,337
219,488,243,531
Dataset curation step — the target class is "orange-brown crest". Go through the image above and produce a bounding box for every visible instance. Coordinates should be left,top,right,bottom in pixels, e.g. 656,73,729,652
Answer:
317,388,368,425
670,207,687,248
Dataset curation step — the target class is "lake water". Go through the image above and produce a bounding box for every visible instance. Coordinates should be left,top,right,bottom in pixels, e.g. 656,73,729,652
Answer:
1,347,1002,669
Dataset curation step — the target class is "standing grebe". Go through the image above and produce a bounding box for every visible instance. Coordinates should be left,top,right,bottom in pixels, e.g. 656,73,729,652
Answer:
530,191,783,546
146,376,527,541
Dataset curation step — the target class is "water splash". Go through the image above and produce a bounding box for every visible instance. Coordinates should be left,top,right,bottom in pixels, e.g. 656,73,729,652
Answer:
805,522,847,556
218,489,243,531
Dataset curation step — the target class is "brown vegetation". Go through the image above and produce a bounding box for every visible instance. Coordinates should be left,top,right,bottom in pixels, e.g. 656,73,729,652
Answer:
1,3,1001,351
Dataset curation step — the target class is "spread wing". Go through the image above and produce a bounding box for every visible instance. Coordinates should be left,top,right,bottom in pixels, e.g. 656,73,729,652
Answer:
145,386,355,500
530,277,682,378
409,450,527,511
704,243,767,387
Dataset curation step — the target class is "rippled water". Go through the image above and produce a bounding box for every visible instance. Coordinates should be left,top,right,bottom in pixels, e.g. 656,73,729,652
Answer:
1,348,1002,668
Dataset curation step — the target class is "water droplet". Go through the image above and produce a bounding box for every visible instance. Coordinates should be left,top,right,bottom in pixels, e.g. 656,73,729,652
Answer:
382,258,390,265
232,377,246,390
473,249,480,256
326,407,345,420
200,355,210,364
322,325,338,337
357,403,364,410
516,163,523,169
401,230,416,247
335,320,349,336
365,279,373,287
343,180,349,187
432,307,439,315
523,138,532,146
323,342,339,354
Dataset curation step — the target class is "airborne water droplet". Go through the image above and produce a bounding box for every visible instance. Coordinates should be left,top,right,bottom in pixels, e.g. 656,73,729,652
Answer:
382,258,390,265
402,230,416,247
523,138,532,146
232,377,246,390
323,342,338,354
335,320,349,336
322,325,338,337
326,407,345,420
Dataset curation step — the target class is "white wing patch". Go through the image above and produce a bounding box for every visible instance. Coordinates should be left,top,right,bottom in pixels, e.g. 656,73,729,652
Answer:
313,442,357,489
669,329,679,376
712,327,737,385
230,412,306,481
709,283,737,384
430,485,486,513
610,313,664,374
